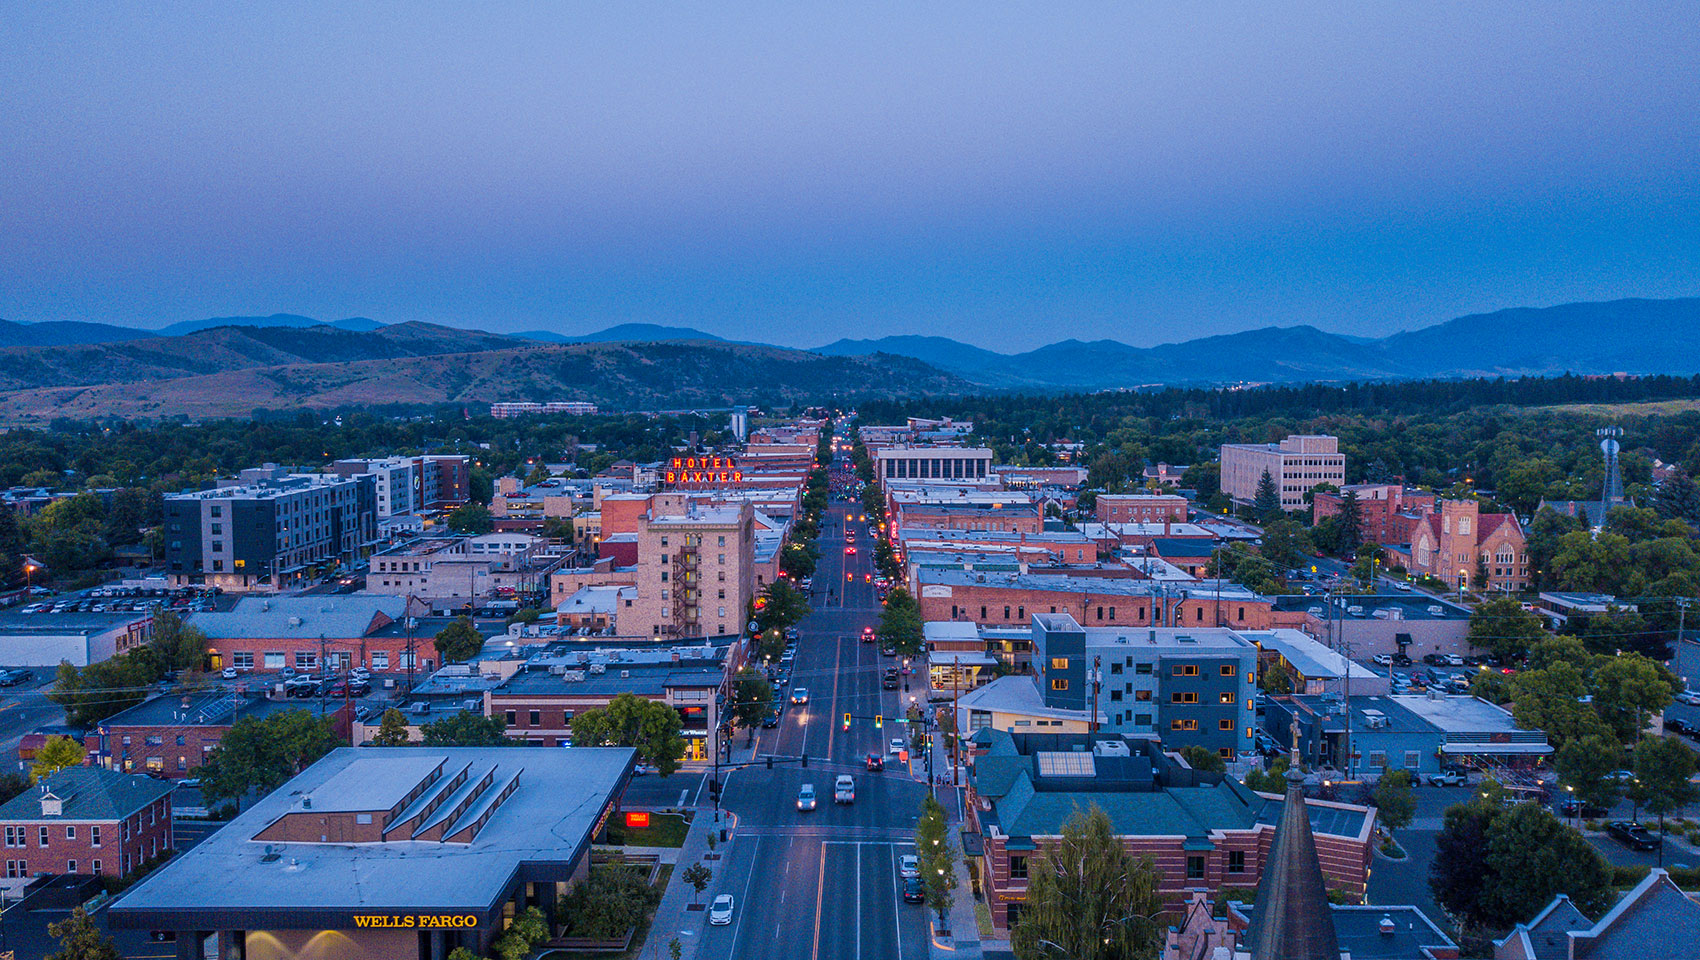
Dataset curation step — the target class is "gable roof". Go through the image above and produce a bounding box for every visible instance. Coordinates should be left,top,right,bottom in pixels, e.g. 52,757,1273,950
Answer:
0,766,173,822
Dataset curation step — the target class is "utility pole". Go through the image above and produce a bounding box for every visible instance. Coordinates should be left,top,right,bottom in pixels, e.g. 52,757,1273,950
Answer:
952,654,962,788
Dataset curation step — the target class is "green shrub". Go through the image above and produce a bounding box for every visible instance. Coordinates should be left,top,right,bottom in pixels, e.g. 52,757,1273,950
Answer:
1613,865,1651,888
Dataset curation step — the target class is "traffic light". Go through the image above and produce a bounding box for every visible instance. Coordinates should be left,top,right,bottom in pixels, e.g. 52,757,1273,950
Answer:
843,713,851,731
766,756,773,769
875,715,883,729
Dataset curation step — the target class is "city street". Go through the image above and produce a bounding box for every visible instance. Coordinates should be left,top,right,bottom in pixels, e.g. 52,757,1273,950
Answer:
700,499,935,960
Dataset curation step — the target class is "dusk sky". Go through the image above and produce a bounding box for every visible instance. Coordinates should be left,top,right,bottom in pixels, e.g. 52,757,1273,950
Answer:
4,3,1697,351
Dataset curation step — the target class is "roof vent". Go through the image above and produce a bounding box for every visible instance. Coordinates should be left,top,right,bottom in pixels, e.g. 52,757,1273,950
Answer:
287,616,304,627
302,796,312,809
1379,916,1395,936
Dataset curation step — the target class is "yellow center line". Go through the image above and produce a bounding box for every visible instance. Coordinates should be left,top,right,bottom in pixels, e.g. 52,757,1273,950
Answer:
826,633,844,758
811,844,829,960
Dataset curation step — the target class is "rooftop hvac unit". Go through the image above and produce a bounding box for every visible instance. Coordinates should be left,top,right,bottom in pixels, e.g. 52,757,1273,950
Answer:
620,670,631,678
577,651,591,663
287,616,304,627
563,670,586,682
588,663,606,675
1427,605,1445,616
1346,605,1365,616
1092,739,1131,758
549,665,566,676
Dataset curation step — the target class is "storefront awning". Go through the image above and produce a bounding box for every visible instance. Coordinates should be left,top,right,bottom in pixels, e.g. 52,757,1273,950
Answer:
1440,742,1553,755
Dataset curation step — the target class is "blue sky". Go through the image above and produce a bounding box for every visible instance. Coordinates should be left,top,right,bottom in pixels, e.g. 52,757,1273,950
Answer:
3,2,1697,350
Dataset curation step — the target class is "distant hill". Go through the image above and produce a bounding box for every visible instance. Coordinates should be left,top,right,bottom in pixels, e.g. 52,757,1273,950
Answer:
513,323,726,344
0,339,969,422
0,318,158,348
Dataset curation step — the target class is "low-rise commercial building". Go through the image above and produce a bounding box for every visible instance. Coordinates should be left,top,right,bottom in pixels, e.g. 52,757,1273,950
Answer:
1269,593,1471,661
367,533,564,604
1094,494,1188,524
872,445,994,482
329,455,470,518
191,595,430,675
0,607,155,667
108,747,634,960
0,767,174,889
916,568,1276,631
89,692,351,779
1311,484,1435,547
965,730,1374,935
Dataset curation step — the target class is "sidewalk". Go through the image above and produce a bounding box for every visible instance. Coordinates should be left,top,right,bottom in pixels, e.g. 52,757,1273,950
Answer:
930,783,988,960
639,807,738,960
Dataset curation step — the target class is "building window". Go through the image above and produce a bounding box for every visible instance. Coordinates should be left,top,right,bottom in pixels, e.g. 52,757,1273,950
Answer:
38,827,48,847
1404,751,1421,768
91,859,100,876
1220,719,1235,731
505,711,517,726
529,710,541,726
1135,713,1152,726
1136,663,1152,675
371,652,389,670
1109,662,1122,675
1219,664,1236,677
1172,664,1198,677
294,652,317,669
1135,690,1151,702
1050,679,1068,691
1170,692,1198,704
1049,658,1068,670
1186,855,1205,879
1171,719,1198,731
1228,851,1246,874
264,652,285,669
356,813,373,825
1219,692,1236,705
3,827,18,847
67,860,77,874
1109,690,1122,702
1009,854,1028,879
1369,751,1388,769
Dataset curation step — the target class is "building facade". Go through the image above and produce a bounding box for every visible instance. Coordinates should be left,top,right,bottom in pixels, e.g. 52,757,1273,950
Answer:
1395,500,1529,592
0,767,174,886
1311,484,1436,546
1220,435,1345,511
629,497,755,640
1095,494,1189,524
872,446,994,481
163,473,378,592
330,455,471,518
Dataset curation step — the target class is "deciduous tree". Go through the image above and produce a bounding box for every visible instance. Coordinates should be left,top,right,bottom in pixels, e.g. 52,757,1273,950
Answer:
1179,745,1225,774
433,616,486,663
1374,770,1415,831
46,907,121,960
31,735,86,783
1430,795,1612,931
420,711,509,746
1631,734,1698,856
569,693,685,775
1467,597,1548,663
1555,734,1624,811
730,668,774,743
1592,654,1680,744
198,710,340,809
1011,804,1163,960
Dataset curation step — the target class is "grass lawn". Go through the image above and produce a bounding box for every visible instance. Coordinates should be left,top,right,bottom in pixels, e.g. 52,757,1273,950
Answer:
604,811,692,848
540,864,673,960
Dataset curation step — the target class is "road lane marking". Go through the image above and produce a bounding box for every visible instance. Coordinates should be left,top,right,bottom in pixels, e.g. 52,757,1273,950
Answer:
857,843,864,959
826,634,844,758
678,788,689,807
727,835,762,957
811,842,828,960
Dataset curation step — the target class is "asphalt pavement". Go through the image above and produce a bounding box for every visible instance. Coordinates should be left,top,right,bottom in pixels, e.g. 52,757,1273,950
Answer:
698,499,934,960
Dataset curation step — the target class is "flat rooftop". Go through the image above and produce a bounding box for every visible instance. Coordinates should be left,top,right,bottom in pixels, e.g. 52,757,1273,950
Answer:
1388,694,1520,733
1271,593,1471,621
102,692,316,729
918,568,1265,601
110,747,633,921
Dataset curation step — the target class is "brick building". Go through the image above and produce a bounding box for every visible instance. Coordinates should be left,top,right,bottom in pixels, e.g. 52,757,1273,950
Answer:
1220,435,1345,511
191,595,435,675
0,766,174,885
915,569,1276,631
1389,499,1529,592
965,731,1373,936
89,693,352,779
629,497,755,640
1311,484,1436,546
1094,494,1189,524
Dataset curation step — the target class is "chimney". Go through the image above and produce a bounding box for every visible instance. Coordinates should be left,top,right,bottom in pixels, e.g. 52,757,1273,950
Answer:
1379,916,1396,936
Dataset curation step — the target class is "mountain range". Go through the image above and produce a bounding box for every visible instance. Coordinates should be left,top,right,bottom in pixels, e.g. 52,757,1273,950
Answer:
0,297,1696,421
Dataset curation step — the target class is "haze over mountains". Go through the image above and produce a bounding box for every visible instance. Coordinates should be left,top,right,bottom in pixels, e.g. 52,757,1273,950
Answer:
0,298,1695,422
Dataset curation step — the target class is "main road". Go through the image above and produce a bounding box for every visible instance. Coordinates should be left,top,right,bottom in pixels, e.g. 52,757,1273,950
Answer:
699,497,936,960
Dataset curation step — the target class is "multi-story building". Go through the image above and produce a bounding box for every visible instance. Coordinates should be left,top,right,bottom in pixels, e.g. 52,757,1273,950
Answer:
366,533,564,603
915,569,1277,633
163,472,377,592
872,446,994,482
189,595,440,675
629,497,755,640
1029,614,1259,759
1265,693,1551,778
488,401,599,417
1094,494,1189,524
1220,435,1345,511
965,730,1373,935
1390,499,1529,592
330,455,471,518
87,691,351,779
1311,484,1436,546
0,767,174,886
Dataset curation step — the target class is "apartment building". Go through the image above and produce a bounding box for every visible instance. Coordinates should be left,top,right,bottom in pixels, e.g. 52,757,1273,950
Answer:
0,767,174,886
629,497,756,639
330,455,471,518
1220,435,1345,511
1094,493,1189,524
163,472,377,592
488,401,598,417
367,533,564,602
915,568,1276,632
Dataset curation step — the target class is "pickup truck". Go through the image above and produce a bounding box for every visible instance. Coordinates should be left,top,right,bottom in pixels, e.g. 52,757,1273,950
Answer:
834,775,855,804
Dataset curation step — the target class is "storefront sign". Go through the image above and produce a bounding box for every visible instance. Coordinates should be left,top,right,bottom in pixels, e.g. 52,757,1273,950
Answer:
626,811,651,828
353,916,479,929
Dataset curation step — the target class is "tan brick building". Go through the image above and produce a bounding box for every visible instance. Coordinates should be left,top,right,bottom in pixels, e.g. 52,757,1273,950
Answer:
1220,435,1345,511
1394,499,1529,593
629,496,755,639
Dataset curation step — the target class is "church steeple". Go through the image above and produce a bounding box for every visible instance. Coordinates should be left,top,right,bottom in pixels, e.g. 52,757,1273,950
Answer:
1245,721,1340,960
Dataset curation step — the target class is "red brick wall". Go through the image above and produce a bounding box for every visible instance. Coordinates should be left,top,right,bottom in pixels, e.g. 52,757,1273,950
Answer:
0,796,172,879
1095,496,1188,523
918,583,1274,630
202,635,425,674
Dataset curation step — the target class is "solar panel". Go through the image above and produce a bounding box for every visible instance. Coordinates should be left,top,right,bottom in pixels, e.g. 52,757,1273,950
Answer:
1036,752,1096,778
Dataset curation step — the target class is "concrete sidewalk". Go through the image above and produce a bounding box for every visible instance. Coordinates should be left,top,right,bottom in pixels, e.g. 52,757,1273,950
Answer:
637,808,738,960
929,786,987,960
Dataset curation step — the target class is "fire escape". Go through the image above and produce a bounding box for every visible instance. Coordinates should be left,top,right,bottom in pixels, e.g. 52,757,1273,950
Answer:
672,533,701,637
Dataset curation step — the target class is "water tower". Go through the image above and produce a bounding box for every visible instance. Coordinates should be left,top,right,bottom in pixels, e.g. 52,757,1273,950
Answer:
1599,427,1624,506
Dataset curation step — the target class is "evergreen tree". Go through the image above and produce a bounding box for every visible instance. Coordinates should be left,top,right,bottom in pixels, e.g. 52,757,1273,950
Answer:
1010,805,1163,960
1253,469,1282,522
371,708,413,746
1337,489,1363,553
1653,468,1700,524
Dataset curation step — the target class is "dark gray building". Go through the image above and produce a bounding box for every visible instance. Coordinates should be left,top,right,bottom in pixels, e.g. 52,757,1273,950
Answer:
165,472,377,592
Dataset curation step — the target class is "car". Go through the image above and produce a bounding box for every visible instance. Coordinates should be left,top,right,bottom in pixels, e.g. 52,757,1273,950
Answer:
1556,798,1609,818
902,877,926,903
1427,770,1468,787
834,775,855,804
866,753,885,771
797,784,817,812
880,645,896,657
0,669,28,687
221,666,238,679
1392,653,1414,666
709,894,735,925
890,738,906,756
1442,653,1464,666
845,546,857,555
899,854,920,878
791,688,810,705
1606,821,1661,851
1395,582,1413,591
1679,690,1700,706
882,670,899,690
864,573,871,582
761,709,781,728
1372,654,1393,666
1422,653,1446,666
861,626,876,642
1608,769,1635,782
350,667,371,680
632,762,657,776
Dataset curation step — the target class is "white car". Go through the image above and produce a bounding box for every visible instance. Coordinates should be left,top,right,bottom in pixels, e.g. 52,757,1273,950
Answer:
797,784,817,812
709,894,734,925
890,738,906,756
834,774,855,804
1372,654,1393,666
1442,654,1464,666
221,667,238,679
791,688,810,705
1680,690,1700,706
899,854,920,878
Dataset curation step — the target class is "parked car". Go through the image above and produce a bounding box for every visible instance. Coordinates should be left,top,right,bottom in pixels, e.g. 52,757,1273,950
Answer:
1422,654,1447,666
1442,653,1464,666
709,894,735,926
1669,718,1692,735
220,666,238,679
902,877,926,903
1556,798,1609,818
761,709,781,728
1427,770,1468,787
797,784,817,812
1372,654,1393,666
1679,690,1700,706
1606,821,1660,851
899,854,920,878
1391,653,1413,666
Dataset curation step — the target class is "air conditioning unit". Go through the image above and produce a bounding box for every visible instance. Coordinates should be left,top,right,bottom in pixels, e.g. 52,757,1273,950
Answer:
588,663,606,675
563,670,586,682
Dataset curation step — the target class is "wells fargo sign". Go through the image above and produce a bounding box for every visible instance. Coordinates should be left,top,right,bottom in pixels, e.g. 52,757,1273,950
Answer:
353,915,479,929
666,456,743,486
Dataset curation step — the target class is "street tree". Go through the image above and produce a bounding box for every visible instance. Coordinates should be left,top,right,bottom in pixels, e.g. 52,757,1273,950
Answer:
371,707,413,746
151,609,209,673
1555,734,1625,812
49,653,154,727
1592,653,1680,744
730,668,775,744
1373,770,1416,831
1259,659,1294,695
30,735,86,783
569,693,686,775
46,907,121,960
878,587,925,655
1253,469,1282,523
1430,794,1612,931
682,863,713,905
1467,597,1548,663
199,710,340,810
1509,662,1612,750
1631,734,1699,855
433,616,486,663
445,503,494,534
1337,490,1362,554
915,794,958,928
1011,804,1163,960
420,711,510,746
1258,518,1311,574
753,579,811,635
